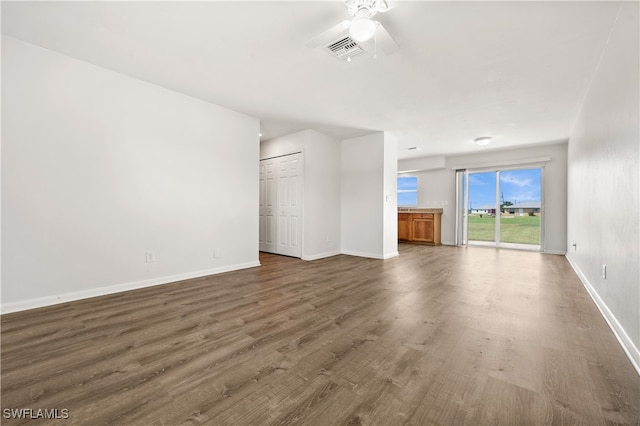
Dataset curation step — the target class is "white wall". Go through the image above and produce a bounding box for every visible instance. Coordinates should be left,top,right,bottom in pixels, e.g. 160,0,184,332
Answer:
260,131,305,160
401,167,455,244
341,132,397,259
400,142,568,252
382,133,399,258
1,37,260,313
398,155,446,173
566,2,639,372
304,131,342,259
262,130,396,260
260,129,342,260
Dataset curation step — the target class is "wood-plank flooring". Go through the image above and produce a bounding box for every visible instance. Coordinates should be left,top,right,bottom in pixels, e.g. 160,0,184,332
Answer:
2,244,639,425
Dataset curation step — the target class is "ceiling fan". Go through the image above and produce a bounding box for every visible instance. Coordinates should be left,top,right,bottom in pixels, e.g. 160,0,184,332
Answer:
305,0,399,60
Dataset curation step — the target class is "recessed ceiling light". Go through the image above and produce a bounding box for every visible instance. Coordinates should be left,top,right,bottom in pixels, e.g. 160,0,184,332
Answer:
408,146,419,150
474,137,492,146
259,133,263,137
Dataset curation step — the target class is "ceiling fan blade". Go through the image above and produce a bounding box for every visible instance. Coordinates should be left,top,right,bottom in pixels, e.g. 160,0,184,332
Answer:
374,22,399,55
375,0,397,13
305,20,351,48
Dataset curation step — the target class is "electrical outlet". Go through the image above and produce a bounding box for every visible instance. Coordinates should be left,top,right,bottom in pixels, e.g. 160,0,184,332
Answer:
602,265,607,279
213,248,221,259
145,251,155,263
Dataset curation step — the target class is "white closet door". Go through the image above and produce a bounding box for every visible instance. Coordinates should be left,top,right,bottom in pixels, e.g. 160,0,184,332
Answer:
258,159,276,253
276,154,302,257
259,153,302,258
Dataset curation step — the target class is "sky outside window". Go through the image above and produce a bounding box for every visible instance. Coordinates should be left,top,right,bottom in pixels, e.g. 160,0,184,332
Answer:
398,176,418,206
469,169,541,208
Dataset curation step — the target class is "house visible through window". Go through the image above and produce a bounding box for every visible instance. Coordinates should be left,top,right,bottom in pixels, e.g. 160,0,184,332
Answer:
398,176,418,207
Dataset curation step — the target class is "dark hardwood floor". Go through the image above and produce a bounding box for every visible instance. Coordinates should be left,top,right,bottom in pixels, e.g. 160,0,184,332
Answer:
1,244,639,425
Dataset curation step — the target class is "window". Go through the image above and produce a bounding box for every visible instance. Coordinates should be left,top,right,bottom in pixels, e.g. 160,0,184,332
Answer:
397,176,418,207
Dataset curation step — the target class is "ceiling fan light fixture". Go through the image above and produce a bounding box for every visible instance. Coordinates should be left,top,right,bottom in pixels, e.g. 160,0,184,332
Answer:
474,136,492,146
349,16,376,42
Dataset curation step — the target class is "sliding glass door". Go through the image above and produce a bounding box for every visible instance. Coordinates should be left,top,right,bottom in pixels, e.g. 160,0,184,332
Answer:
467,171,498,246
456,167,543,251
498,168,542,249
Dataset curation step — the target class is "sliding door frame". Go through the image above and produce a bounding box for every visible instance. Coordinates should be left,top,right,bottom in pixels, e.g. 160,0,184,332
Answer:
455,164,545,251
455,169,469,246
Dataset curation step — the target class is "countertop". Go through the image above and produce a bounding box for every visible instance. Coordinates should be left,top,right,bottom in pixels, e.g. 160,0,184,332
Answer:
398,208,443,214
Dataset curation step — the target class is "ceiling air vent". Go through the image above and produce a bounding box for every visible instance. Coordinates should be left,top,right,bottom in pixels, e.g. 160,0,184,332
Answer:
324,36,366,60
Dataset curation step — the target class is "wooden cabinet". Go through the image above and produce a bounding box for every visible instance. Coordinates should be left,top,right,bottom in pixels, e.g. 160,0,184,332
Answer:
398,212,442,245
412,214,436,243
397,213,411,241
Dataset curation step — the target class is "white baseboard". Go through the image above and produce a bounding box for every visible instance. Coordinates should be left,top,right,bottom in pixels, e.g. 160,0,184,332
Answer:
340,250,383,260
0,261,261,315
566,255,640,376
302,251,341,261
339,250,399,260
544,249,567,255
383,251,400,259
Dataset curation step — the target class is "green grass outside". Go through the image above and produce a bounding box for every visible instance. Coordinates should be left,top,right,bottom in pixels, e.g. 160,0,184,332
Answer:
468,214,540,244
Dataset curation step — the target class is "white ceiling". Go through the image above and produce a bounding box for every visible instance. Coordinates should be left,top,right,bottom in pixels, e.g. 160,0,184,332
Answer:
1,1,624,159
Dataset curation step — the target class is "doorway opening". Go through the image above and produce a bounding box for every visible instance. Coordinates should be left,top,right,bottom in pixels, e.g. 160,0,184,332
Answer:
456,167,543,251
